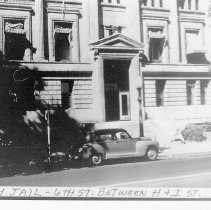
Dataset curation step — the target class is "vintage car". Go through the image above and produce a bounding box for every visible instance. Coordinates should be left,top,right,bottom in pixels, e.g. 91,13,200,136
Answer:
80,128,159,166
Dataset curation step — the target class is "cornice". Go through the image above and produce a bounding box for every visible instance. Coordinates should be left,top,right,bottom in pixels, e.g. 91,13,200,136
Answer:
0,0,33,11
46,0,82,10
141,7,170,21
179,10,205,23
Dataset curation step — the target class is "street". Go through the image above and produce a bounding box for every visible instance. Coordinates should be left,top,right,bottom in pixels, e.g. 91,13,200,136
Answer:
0,155,211,188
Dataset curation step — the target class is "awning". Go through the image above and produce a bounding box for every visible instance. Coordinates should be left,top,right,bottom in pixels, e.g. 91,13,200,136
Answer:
5,22,25,34
148,30,165,39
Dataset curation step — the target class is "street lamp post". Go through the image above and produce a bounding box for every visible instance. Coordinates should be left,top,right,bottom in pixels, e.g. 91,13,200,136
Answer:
137,86,144,137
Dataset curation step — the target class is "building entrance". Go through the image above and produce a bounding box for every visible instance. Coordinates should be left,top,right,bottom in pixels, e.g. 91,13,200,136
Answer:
104,59,131,122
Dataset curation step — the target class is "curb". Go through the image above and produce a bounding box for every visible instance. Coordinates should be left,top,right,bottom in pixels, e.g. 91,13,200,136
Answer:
158,151,211,160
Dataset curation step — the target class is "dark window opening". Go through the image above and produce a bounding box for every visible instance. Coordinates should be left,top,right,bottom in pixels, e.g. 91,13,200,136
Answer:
109,29,113,36
188,0,191,9
117,0,120,4
186,52,210,64
121,94,128,116
200,80,209,105
54,21,72,62
187,80,196,105
196,0,199,10
178,0,185,9
160,0,163,7
143,0,147,6
107,26,122,37
55,33,70,61
149,38,163,62
148,28,164,63
61,81,74,109
108,0,112,3
5,33,26,60
156,80,165,107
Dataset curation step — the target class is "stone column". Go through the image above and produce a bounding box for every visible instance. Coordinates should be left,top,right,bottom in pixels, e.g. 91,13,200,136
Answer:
34,0,45,61
168,0,181,63
88,0,100,42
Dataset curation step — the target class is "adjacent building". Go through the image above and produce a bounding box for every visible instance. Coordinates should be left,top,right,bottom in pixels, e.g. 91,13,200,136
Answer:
1,0,211,138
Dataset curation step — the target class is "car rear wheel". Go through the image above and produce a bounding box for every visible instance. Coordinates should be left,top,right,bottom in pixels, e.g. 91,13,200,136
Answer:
145,147,158,161
89,154,103,166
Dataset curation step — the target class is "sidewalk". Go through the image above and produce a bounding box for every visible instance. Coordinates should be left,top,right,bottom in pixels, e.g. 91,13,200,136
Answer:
158,140,211,159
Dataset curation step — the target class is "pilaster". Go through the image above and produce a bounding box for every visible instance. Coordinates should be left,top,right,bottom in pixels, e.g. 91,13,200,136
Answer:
92,55,105,122
34,0,45,61
168,0,181,63
88,0,100,42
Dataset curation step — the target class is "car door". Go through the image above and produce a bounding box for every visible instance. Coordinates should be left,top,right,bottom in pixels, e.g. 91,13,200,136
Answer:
113,131,136,157
96,133,119,159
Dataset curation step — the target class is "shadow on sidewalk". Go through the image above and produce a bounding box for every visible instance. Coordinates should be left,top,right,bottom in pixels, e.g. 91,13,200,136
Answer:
0,157,164,178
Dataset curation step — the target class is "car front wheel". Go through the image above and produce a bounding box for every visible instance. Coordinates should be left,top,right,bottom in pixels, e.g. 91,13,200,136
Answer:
89,154,103,166
145,147,158,161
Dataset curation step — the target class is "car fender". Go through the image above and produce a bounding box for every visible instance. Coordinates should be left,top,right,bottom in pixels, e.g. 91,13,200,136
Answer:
82,143,106,159
135,141,159,156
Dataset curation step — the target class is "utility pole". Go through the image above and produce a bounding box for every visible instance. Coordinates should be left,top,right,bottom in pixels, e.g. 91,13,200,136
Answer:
45,108,51,164
137,86,144,137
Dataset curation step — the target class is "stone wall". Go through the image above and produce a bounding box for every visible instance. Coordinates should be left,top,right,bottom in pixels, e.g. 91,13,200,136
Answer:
37,79,93,110
72,80,93,109
144,79,211,107
38,80,61,108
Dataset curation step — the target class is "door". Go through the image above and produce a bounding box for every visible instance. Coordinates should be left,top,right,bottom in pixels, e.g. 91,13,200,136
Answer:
104,60,131,122
103,131,136,158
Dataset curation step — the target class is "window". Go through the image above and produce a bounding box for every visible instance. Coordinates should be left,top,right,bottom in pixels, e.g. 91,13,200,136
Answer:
119,92,130,120
156,80,165,107
185,29,205,64
61,80,74,109
54,22,72,61
148,28,165,63
178,0,185,9
196,0,199,10
143,0,147,6
4,19,27,60
101,0,121,4
142,0,163,7
185,30,203,54
115,131,130,140
188,0,191,10
179,0,199,10
200,80,209,105
104,25,123,37
187,80,196,105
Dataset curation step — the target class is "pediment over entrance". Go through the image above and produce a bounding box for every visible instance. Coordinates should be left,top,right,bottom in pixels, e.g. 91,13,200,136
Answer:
89,33,144,51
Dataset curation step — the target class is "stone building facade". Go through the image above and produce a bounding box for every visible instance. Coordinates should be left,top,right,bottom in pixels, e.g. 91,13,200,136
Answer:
1,0,211,137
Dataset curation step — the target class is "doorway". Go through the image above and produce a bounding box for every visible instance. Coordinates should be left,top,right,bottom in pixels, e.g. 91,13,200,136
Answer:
104,59,131,122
